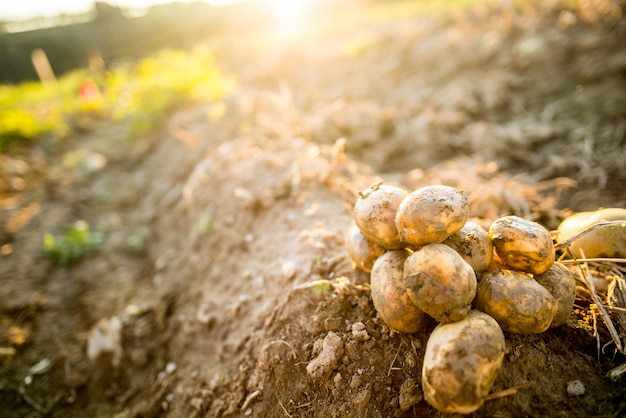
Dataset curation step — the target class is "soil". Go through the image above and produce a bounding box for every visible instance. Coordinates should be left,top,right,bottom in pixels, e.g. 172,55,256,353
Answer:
2,2,626,417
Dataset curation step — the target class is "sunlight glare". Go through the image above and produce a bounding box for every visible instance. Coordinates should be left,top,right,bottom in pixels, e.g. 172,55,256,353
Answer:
268,0,310,40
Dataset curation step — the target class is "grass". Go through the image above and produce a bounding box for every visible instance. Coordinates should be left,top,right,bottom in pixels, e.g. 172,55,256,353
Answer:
0,46,234,152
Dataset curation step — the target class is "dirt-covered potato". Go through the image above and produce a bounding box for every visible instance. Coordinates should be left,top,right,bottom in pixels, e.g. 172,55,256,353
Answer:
403,243,477,323
395,185,469,247
422,310,505,414
345,223,385,273
370,250,429,333
489,215,555,275
475,269,556,334
534,262,576,328
353,183,408,249
557,208,626,258
443,221,493,273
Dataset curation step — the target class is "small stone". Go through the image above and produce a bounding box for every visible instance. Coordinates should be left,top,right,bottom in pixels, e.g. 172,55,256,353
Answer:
567,380,585,396
351,321,370,341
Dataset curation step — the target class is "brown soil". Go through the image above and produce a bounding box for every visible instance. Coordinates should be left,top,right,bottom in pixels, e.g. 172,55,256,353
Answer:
2,2,626,417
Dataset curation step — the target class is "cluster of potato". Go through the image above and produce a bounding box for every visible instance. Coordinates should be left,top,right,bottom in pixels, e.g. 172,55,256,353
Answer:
346,183,577,414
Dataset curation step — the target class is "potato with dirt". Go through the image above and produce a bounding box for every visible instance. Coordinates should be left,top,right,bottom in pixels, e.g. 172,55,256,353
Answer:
422,310,506,414
489,215,555,275
557,208,626,258
534,262,576,328
475,268,557,334
353,183,408,249
395,185,469,247
403,243,477,324
345,222,385,273
370,250,429,333
443,221,493,273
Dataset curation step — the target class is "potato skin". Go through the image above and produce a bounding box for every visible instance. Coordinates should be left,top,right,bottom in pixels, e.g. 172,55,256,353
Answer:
558,208,626,258
443,221,493,273
534,262,576,328
354,184,408,249
403,244,477,324
345,223,385,273
370,250,428,333
422,310,505,414
489,216,555,275
395,185,469,247
475,269,556,334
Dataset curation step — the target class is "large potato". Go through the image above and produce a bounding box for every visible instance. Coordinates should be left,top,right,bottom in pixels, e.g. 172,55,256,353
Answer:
475,269,556,334
489,215,555,275
370,250,429,333
534,262,576,328
395,185,469,247
353,183,408,249
422,310,505,414
345,223,385,273
557,208,626,258
403,244,477,324
443,221,493,273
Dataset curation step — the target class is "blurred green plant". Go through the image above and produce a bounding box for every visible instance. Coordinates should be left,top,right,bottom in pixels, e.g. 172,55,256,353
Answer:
41,220,104,265
0,46,234,152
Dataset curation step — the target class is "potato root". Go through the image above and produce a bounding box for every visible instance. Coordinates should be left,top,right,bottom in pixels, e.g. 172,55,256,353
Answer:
345,223,385,273
370,250,428,333
557,208,626,258
403,244,477,324
422,310,505,414
489,215,555,275
395,185,469,247
534,262,576,327
475,269,556,334
443,221,493,273
354,183,408,249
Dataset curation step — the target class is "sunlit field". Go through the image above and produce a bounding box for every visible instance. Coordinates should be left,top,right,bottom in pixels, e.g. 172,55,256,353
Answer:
0,0,487,151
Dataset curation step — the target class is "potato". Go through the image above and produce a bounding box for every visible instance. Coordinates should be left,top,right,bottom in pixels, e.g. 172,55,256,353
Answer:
534,262,576,327
345,223,385,273
395,185,469,247
557,208,626,258
443,221,493,273
354,183,408,249
403,244,477,324
422,310,505,414
475,269,556,334
489,215,555,275
370,250,429,333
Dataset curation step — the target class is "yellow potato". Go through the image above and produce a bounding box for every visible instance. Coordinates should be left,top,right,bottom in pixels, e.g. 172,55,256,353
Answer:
345,223,385,273
395,185,469,247
557,208,626,258
443,221,493,273
534,262,576,328
475,269,556,334
422,310,505,414
489,215,555,275
353,183,408,249
403,244,477,324
370,250,428,333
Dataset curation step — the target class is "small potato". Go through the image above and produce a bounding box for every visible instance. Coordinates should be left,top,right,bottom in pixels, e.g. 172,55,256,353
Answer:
557,208,626,258
534,262,576,328
395,185,469,247
489,215,555,275
443,221,493,273
370,250,429,333
422,310,505,414
345,223,385,273
354,183,408,249
475,269,556,334
404,244,477,324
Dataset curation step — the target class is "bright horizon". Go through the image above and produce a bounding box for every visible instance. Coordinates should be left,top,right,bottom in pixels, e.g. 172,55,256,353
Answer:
0,0,246,21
